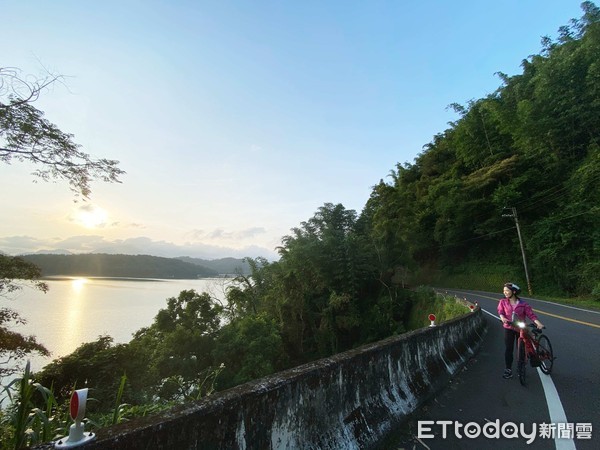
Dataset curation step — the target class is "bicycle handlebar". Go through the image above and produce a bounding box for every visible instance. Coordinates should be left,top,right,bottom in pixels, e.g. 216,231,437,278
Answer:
506,320,546,331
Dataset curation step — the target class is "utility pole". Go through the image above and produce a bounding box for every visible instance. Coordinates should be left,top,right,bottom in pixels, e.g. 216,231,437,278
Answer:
502,207,533,295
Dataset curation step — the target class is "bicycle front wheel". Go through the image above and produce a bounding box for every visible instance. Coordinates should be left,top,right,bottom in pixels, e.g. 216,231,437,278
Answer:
537,335,554,374
517,340,527,386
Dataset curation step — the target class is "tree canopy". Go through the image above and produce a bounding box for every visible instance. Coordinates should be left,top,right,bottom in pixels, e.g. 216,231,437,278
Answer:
0,67,125,199
364,2,600,296
1,66,126,377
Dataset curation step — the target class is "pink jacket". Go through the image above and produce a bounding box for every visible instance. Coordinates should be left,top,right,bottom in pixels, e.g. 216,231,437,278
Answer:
497,298,538,329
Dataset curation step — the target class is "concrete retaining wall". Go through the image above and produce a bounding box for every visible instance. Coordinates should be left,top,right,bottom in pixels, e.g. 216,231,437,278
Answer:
38,308,486,450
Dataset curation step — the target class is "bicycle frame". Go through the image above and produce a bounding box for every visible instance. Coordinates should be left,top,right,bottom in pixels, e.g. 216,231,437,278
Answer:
510,320,533,385
515,322,536,356
509,319,554,385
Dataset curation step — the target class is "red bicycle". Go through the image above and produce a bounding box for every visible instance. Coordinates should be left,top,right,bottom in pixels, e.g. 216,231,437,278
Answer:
509,319,554,386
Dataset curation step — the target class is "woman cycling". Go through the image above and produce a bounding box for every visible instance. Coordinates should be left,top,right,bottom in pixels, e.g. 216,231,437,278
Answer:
497,282,544,379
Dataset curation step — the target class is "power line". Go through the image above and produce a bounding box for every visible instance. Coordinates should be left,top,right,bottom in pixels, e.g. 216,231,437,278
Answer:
437,206,597,251
517,172,600,213
536,207,599,224
437,226,516,248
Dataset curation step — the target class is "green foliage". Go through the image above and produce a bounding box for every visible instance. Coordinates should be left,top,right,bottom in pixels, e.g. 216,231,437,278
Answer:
365,4,600,297
406,288,471,330
214,314,286,387
266,203,411,360
0,361,64,450
91,402,174,427
35,289,225,410
0,255,48,295
148,290,222,385
155,364,224,403
0,255,50,378
0,66,124,199
412,261,521,293
0,365,169,449
0,65,124,416
0,308,50,379
359,291,411,343
111,374,129,426
177,256,255,276
27,197,416,418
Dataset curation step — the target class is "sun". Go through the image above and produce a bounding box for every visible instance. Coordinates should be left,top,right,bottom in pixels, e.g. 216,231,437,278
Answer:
71,277,88,291
75,205,108,229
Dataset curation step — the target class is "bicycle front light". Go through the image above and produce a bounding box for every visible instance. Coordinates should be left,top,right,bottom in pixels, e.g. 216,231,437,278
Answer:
516,321,526,328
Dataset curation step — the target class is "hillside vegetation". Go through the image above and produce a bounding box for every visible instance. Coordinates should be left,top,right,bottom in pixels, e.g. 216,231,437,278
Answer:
19,254,251,279
176,256,253,275
364,4,600,297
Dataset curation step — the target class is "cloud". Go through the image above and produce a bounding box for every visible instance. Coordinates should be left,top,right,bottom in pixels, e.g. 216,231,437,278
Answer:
1,234,278,261
55,235,108,252
207,229,225,239
185,227,267,242
186,229,205,240
185,227,267,243
236,227,267,239
0,236,49,254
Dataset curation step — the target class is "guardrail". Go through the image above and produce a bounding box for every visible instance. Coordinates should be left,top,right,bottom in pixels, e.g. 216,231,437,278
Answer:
34,305,486,449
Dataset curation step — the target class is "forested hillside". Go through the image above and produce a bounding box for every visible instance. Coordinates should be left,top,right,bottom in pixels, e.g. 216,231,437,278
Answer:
21,254,219,279
176,256,253,275
364,3,600,296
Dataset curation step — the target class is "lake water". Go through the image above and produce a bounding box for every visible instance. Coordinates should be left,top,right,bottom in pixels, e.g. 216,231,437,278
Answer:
1,277,232,373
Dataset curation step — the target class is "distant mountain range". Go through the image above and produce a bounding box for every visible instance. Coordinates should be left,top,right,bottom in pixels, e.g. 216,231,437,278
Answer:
20,254,252,279
175,256,252,275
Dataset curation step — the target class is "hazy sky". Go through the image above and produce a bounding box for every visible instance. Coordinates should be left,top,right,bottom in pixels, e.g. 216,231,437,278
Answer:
1,1,586,260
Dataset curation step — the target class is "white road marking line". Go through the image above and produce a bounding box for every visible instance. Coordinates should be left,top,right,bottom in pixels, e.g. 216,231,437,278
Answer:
444,288,600,315
537,369,577,450
481,308,500,320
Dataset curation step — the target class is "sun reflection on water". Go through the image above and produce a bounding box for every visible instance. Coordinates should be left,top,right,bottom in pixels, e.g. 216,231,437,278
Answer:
62,278,88,353
8,278,226,374
71,277,88,292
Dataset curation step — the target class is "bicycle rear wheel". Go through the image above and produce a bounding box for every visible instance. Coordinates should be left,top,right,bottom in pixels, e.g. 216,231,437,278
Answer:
517,340,527,386
537,335,554,374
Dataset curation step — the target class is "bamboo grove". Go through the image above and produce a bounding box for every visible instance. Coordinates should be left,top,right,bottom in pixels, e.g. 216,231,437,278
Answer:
366,2,600,296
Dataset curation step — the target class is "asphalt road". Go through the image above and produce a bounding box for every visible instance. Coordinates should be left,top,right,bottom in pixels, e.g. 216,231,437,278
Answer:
381,289,600,450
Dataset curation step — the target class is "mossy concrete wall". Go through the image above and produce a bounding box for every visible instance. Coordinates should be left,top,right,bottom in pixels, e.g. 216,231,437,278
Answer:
36,309,486,450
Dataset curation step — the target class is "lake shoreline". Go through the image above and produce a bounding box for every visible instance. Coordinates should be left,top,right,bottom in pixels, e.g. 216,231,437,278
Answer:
41,275,235,282
3,278,232,374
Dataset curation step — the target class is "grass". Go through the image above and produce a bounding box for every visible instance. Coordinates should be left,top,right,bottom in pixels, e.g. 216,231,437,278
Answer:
406,287,473,330
408,262,600,311
0,362,227,449
522,292,600,311
1,362,66,450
